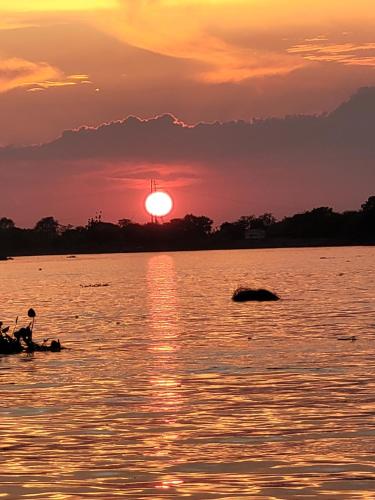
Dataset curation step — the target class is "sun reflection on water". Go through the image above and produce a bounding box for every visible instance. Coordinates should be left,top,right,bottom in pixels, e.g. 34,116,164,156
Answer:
145,254,184,485
146,253,182,408
147,254,180,343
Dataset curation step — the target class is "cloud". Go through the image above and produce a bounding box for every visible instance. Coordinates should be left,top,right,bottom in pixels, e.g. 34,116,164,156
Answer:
191,35,304,83
0,58,59,93
0,1,118,12
92,0,375,84
2,5,375,149
90,2,302,84
0,88,374,226
289,40,375,67
0,57,90,93
8,87,373,163
90,163,200,191
3,0,375,85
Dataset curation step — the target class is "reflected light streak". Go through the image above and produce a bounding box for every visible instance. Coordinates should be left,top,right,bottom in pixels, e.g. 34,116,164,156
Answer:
146,254,183,467
147,254,180,346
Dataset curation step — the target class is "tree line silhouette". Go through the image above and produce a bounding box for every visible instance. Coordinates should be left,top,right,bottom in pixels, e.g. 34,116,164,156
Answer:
0,196,374,256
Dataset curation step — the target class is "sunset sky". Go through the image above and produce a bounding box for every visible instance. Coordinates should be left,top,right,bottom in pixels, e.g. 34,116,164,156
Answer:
0,0,374,226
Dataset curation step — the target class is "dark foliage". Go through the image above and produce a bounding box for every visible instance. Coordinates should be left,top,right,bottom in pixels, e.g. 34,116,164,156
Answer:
0,196,373,256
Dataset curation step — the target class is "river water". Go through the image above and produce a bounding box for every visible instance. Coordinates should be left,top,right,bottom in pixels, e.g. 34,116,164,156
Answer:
1,247,374,499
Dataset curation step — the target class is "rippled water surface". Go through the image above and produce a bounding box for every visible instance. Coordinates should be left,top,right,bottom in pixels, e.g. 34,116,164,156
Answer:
1,247,374,499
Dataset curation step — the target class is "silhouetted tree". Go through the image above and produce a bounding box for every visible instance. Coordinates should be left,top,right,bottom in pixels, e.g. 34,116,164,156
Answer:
34,216,59,235
118,218,132,229
86,221,122,249
218,221,243,240
255,213,277,227
217,214,278,240
217,215,253,240
182,214,213,237
0,217,15,231
0,196,373,255
274,207,343,238
360,195,375,237
361,195,375,213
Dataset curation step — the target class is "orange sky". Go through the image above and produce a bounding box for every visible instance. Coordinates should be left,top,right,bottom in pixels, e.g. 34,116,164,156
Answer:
1,0,375,144
0,1,374,225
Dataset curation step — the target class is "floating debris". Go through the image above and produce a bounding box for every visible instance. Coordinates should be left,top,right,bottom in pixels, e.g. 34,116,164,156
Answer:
1,309,63,355
66,255,77,259
337,336,357,341
80,283,110,288
232,287,280,302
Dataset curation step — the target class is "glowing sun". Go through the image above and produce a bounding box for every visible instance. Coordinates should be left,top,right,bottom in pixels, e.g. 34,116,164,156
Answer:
145,191,173,217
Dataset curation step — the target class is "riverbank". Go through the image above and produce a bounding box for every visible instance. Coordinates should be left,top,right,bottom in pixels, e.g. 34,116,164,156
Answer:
2,237,374,258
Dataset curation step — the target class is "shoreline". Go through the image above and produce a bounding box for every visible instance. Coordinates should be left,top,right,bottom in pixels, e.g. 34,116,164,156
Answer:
3,238,374,258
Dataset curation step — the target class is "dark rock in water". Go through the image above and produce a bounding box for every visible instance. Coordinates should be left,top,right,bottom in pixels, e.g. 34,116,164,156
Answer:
232,287,280,302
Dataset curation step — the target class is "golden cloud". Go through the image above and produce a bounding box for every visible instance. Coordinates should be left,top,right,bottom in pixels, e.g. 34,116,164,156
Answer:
289,41,375,67
0,58,91,93
0,1,118,12
0,58,59,92
91,2,309,83
2,0,375,88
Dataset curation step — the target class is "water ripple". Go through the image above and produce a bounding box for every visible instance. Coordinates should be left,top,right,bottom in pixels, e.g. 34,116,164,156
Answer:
0,247,374,498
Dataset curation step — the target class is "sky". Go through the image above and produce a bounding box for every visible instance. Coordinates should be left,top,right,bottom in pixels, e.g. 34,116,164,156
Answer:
0,0,375,226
